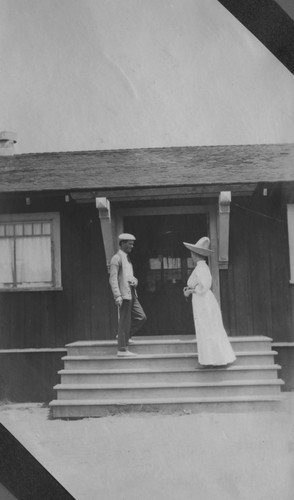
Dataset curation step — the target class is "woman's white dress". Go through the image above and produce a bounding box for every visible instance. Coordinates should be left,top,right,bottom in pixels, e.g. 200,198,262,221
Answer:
187,260,236,366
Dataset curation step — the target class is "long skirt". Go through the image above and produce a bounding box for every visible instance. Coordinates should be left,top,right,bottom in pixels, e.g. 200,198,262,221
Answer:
192,290,236,366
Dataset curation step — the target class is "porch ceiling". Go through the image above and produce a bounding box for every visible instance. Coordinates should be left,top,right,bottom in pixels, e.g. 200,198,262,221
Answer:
0,143,294,194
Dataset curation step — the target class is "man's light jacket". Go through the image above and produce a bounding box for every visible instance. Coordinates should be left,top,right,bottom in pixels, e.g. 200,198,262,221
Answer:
109,249,137,300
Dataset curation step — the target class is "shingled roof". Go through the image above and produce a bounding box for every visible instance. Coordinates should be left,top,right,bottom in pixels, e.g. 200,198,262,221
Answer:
0,143,294,193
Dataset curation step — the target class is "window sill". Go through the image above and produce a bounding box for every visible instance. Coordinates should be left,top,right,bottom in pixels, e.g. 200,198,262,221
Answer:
0,287,63,293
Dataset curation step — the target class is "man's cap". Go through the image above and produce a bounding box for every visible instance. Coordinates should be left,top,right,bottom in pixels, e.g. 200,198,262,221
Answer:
118,233,136,241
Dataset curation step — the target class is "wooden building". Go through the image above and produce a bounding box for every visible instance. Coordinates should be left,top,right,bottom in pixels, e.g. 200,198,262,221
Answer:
0,141,294,401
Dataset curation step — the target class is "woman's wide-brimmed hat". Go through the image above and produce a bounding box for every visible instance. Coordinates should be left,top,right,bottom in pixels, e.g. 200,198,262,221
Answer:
183,236,214,256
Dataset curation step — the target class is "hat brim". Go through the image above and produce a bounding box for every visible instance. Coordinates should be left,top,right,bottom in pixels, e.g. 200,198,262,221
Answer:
183,242,214,255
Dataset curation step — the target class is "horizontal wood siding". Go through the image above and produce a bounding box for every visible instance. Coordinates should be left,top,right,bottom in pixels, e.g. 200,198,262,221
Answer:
0,197,114,348
0,351,65,402
1,190,293,348
220,194,294,341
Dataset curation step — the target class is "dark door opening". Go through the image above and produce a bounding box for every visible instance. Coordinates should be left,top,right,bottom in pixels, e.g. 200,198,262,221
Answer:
124,213,208,335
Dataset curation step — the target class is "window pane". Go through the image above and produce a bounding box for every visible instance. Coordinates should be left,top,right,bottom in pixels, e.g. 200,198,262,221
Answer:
0,238,14,284
0,212,60,289
33,223,42,235
5,224,14,236
24,224,32,236
187,257,194,269
16,236,52,284
42,223,51,235
15,224,23,236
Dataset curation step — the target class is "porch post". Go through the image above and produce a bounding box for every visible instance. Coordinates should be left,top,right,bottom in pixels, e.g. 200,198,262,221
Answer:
287,204,294,284
96,197,115,272
218,191,231,269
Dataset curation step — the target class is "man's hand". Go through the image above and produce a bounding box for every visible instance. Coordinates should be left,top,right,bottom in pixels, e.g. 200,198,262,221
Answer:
115,297,123,307
128,278,138,287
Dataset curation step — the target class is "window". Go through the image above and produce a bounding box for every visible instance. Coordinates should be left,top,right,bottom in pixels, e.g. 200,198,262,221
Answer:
0,212,61,290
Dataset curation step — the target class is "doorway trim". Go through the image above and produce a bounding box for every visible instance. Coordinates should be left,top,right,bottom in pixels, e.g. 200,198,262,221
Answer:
112,205,220,303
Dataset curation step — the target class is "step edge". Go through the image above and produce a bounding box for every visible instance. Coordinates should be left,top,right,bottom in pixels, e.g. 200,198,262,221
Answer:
65,336,273,347
66,338,272,348
53,379,284,390
49,394,286,406
61,351,277,361
57,364,282,375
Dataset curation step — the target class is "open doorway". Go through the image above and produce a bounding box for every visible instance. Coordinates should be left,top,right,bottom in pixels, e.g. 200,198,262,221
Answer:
124,213,208,335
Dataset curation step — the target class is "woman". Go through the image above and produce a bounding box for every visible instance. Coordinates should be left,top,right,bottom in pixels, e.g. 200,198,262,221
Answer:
183,236,236,367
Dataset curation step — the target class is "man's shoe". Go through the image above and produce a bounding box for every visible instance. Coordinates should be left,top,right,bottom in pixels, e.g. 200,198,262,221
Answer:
117,350,138,357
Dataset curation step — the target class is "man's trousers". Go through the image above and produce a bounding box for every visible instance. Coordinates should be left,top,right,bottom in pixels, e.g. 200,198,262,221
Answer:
117,288,147,351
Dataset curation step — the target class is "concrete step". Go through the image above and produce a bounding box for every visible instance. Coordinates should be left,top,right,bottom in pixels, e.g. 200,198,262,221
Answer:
54,379,284,400
62,351,277,371
50,334,283,419
49,394,286,419
66,336,272,356
59,364,281,385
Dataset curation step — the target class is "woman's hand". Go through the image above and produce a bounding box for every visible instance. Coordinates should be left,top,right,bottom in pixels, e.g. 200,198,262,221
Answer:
183,287,192,298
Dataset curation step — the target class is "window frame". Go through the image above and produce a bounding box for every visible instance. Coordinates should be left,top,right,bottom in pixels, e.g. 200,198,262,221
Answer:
0,212,62,292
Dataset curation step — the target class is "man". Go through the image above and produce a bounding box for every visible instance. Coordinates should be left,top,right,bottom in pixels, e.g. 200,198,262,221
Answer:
109,233,147,357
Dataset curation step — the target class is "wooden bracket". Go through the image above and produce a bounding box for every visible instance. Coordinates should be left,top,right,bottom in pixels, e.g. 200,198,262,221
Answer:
96,197,115,272
218,191,231,269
